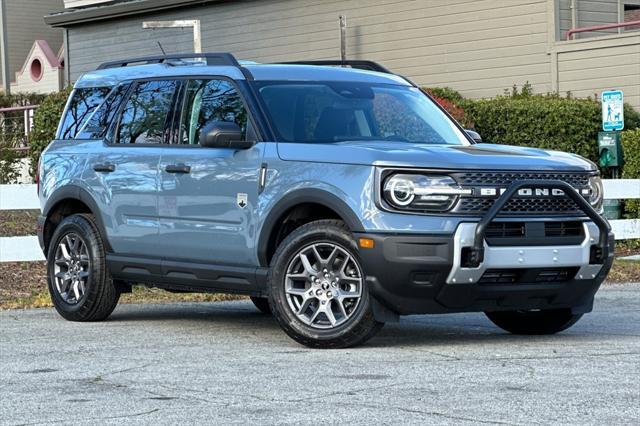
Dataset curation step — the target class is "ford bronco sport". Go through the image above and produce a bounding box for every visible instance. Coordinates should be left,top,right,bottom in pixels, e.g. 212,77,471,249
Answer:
37,53,614,348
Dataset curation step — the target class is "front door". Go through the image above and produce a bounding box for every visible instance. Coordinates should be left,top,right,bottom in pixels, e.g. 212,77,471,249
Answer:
158,78,264,265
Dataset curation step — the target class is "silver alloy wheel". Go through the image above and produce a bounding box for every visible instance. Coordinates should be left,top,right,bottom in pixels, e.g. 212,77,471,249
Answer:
53,233,90,304
284,242,363,329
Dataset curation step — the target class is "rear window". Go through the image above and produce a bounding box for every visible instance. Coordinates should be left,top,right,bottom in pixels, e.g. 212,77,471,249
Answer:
76,84,130,139
58,87,112,139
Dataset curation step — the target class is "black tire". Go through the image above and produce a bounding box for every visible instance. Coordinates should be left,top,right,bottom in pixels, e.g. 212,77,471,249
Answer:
485,309,583,335
47,214,120,322
268,219,383,349
250,296,271,314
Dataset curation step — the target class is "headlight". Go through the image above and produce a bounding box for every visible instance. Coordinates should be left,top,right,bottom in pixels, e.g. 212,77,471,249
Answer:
382,173,471,212
588,175,604,211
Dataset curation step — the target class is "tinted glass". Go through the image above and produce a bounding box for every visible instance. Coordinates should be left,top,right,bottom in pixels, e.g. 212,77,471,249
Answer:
76,84,130,139
178,79,247,145
58,87,111,139
256,82,468,145
117,80,178,144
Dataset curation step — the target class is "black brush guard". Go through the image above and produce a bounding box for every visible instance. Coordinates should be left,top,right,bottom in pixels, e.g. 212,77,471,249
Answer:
466,180,611,268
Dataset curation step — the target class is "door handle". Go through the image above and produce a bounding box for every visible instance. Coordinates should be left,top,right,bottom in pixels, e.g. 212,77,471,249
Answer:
93,163,115,173
165,164,191,174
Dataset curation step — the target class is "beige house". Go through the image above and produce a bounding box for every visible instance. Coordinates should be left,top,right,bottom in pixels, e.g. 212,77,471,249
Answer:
45,0,640,108
0,0,64,94
10,40,65,94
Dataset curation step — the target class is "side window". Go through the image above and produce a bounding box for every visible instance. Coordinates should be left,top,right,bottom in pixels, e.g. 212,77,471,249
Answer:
58,87,112,139
179,79,247,145
76,83,130,139
116,80,179,144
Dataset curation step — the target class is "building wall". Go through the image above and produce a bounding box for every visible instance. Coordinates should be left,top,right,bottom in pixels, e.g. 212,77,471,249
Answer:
62,0,640,109
67,0,555,99
558,0,640,39
2,0,64,86
557,33,640,107
11,62,62,94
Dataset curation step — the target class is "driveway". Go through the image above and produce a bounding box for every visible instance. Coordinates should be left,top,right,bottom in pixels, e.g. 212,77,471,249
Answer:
1,284,638,425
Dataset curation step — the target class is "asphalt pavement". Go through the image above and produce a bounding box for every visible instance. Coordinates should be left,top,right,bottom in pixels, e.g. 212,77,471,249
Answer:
1,284,639,425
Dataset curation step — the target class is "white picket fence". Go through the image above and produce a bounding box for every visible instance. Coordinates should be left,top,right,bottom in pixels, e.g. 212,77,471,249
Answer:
1,181,639,262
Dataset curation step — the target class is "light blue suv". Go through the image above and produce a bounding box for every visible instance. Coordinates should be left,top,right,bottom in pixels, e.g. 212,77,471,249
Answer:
37,53,613,348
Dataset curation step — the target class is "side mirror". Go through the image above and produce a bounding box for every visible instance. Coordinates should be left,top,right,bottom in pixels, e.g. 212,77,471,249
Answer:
465,129,482,143
200,121,254,149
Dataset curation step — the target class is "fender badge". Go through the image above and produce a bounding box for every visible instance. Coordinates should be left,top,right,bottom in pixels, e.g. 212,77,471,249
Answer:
237,193,248,208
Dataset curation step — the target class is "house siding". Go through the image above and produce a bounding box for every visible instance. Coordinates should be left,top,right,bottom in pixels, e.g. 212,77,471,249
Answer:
557,34,640,108
67,0,554,99
558,0,640,39
3,0,63,85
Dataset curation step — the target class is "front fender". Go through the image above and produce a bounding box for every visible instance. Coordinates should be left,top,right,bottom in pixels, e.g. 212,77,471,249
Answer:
256,187,365,266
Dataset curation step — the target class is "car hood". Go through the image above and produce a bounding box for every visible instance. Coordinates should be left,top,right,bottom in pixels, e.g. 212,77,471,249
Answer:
277,141,596,171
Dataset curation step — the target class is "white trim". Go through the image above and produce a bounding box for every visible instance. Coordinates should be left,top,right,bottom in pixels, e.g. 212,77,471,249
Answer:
0,236,44,262
0,184,39,210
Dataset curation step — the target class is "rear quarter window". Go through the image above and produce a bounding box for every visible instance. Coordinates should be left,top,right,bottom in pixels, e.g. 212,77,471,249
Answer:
57,87,112,140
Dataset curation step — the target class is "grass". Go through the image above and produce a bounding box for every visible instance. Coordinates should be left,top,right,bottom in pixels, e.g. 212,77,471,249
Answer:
0,261,244,310
0,210,40,237
0,258,637,310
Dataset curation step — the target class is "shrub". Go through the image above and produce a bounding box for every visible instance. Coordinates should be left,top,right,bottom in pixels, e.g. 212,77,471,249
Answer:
424,84,639,166
28,88,72,178
463,95,603,162
621,128,640,219
424,87,473,128
0,92,46,108
423,87,465,104
431,96,473,129
0,144,23,184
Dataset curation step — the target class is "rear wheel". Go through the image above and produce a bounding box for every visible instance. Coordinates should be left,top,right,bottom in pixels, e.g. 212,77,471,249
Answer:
268,220,383,349
485,309,582,335
47,214,120,322
250,296,271,314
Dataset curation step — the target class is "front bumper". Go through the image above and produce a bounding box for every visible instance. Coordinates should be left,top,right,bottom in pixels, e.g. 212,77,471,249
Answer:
356,225,615,316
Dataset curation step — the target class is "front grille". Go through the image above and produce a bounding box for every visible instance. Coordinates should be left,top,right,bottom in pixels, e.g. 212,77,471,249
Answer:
485,221,585,246
544,221,584,237
457,197,581,216
450,171,593,216
479,268,578,285
454,172,590,187
486,222,526,238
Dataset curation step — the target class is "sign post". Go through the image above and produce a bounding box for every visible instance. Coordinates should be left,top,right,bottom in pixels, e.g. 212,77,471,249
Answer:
600,90,624,219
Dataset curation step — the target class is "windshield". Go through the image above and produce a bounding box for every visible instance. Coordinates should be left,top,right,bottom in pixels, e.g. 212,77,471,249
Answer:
254,81,469,145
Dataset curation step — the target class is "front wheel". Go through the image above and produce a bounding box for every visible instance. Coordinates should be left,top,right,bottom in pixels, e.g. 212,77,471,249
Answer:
485,309,582,335
268,220,383,349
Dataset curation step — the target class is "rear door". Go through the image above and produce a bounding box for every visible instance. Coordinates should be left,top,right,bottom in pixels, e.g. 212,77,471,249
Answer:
157,78,264,265
84,79,180,257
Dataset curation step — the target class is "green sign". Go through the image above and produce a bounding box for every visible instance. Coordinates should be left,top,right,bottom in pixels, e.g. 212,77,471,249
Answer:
601,90,624,131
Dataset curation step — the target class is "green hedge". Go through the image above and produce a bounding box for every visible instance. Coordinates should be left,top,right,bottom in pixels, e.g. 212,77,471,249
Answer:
0,92,46,108
28,88,72,177
462,95,603,162
424,84,640,166
621,128,640,219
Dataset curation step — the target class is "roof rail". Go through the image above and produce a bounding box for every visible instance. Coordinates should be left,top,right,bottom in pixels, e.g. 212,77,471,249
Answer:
97,52,240,70
279,60,392,74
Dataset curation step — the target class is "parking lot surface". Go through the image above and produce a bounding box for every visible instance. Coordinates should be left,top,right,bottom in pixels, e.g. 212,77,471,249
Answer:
1,284,639,425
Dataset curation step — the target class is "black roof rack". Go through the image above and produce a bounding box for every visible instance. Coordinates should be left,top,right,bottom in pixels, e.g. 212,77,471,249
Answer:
97,52,240,70
279,60,392,74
